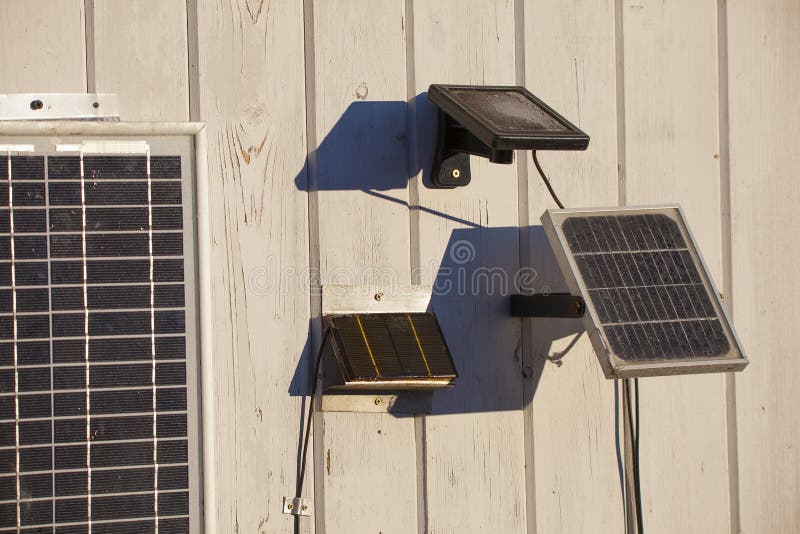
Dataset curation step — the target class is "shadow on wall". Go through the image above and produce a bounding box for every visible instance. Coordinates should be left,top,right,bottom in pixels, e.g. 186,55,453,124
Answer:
288,94,587,416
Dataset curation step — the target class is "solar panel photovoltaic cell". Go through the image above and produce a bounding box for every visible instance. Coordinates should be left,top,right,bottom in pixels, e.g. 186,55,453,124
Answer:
326,313,456,385
561,214,730,361
0,149,195,532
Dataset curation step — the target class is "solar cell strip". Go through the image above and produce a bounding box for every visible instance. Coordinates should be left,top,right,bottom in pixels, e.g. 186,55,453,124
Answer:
354,315,380,377
406,314,431,377
6,153,22,531
145,149,160,533
79,151,94,532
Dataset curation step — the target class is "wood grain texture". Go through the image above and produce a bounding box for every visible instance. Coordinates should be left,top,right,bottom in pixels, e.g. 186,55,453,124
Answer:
622,1,731,532
92,0,189,120
313,0,410,285
322,412,419,534
0,0,86,92
194,1,311,532
411,2,527,532
311,1,417,532
727,1,800,531
523,1,624,532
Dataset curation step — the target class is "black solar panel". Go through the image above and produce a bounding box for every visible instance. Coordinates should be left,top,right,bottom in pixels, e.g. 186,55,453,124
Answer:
325,313,456,388
0,151,194,532
543,207,747,378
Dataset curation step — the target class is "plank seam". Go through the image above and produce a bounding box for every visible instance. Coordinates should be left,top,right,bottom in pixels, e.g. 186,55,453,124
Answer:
83,0,96,93
186,0,200,122
716,1,741,532
514,1,537,533
404,3,428,532
303,0,323,532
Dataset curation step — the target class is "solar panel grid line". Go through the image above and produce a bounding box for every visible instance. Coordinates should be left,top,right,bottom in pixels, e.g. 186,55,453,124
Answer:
1,487,188,505
79,151,94,533
146,149,160,532
6,153,22,531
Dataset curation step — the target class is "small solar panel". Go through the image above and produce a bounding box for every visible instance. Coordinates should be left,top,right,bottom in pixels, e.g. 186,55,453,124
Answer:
427,84,590,151
542,206,748,378
324,313,456,389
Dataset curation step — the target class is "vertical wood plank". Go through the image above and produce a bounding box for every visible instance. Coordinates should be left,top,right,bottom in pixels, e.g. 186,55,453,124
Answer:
194,1,311,532
91,0,189,120
728,1,800,531
411,2,527,532
622,1,730,532
310,1,417,532
523,1,624,533
0,0,86,92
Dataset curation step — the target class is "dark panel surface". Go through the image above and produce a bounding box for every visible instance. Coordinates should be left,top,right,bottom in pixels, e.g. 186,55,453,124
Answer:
327,312,456,382
0,152,192,530
562,213,730,361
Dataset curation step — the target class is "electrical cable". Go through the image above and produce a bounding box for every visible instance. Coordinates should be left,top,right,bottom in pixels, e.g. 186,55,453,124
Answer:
296,327,331,499
532,151,643,533
532,150,565,209
633,378,643,534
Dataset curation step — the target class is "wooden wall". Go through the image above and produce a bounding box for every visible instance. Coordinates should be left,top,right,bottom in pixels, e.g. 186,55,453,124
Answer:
0,1,797,532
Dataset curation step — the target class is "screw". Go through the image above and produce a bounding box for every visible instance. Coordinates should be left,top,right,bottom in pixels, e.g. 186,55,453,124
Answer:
374,398,382,406
287,503,294,510
452,168,461,179
374,292,383,301
301,505,308,511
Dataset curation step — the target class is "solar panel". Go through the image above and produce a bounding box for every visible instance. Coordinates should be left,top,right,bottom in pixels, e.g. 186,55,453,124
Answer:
427,85,590,151
0,134,201,532
324,313,457,390
542,206,748,378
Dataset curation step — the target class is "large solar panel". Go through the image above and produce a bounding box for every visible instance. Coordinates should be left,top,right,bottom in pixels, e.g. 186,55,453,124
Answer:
0,135,201,532
324,313,456,389
542,206,748,378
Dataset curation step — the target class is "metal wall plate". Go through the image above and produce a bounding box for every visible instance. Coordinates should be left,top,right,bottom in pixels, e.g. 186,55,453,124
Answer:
283,497,313,517
320,392,433,414
321,285,431,314
0,93,119,120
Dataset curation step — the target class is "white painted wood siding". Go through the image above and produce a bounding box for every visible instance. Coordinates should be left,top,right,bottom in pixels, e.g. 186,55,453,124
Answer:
0,1,797,532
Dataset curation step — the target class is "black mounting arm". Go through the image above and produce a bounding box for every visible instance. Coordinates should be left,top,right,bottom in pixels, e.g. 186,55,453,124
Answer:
431,109,514,188
510,293,585,318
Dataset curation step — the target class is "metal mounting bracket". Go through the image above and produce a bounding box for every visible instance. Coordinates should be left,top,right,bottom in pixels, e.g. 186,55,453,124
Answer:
0,93,119,121
430,109,513,188
283,497,313,517
510,293,585,318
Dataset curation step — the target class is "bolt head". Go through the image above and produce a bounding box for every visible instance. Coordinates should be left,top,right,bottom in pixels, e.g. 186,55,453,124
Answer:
452,168,461,179
374,398,382,405
374,292,383,301
287,503,294,510
301,505,308,511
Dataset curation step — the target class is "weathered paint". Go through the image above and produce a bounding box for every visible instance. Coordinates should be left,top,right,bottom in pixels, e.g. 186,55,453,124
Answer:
0,1,796,532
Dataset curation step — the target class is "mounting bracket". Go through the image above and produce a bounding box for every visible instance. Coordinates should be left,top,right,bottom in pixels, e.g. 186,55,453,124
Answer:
430,108,513,188
283,497,313,517
510,293,585,318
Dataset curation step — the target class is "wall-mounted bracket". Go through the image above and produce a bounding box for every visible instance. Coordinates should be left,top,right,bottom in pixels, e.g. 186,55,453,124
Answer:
283,497,313,517
427,84,590,189
510,293,585,318
431,109,514,188
0,93,119,120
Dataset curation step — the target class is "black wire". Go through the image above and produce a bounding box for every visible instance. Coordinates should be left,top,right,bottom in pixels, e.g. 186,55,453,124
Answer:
633,378,643,534
534,150,643,532
296,327,331,498
532,150,565,209
623,378,644,534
